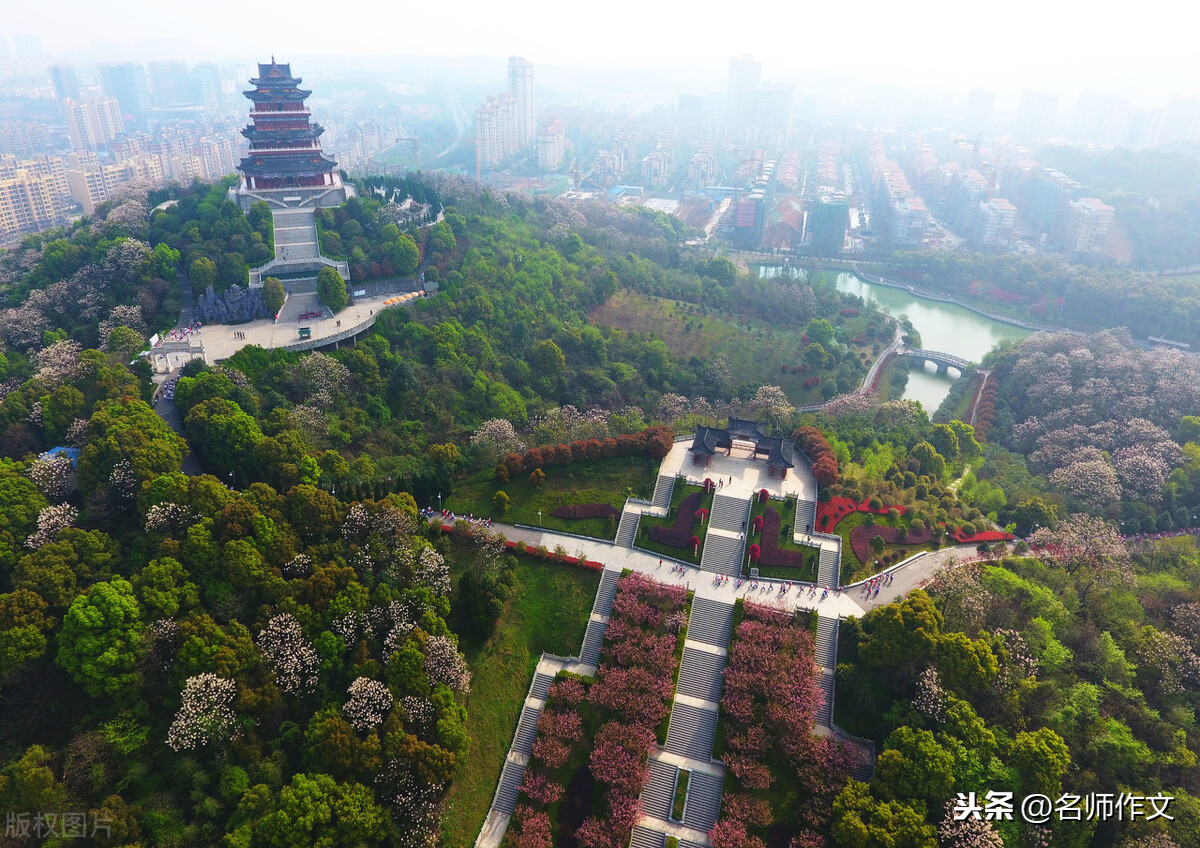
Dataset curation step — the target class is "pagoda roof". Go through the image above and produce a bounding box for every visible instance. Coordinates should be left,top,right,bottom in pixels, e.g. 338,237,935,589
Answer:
244,87,312,102
242,125,325,142
688,418,794,468
250,59,302,87
690,426,732,456
238,152,338,177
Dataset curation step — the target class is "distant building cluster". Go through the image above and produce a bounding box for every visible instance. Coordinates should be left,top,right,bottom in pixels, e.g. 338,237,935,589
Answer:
476,57,548,175
725,55,793,148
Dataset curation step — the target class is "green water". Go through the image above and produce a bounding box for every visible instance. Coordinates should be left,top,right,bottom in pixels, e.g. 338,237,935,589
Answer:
833,272,1032,414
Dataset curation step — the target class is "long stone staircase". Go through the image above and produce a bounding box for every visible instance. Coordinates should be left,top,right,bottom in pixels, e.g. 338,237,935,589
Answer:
681,770,725,832
630,827,666,848
616,509,639,548
579,569,620,668
817,545,841,589
699,493,749,576
640,758,678,820
651,475,676,510
687,596,736,647
636,597,734,844
796,497,817,535
813,615,839,729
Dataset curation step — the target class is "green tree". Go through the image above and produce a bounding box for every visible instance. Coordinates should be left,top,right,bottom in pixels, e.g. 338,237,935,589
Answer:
55,578,144,700
132,557,199,620
929,423,961,462
251,773,388,848
107,326,144,358
0,590,54,682
874,726,955,805
937,631,999,693
77,397,188,496
492,490,510,515
150,242,180,281
859,589,943,671
1009,727,1071,796
263,277,286,317
388,235,420,277
190,256,217,290
908,441,946,478
1013,497,1059,536
831,780,936,848
316,266,349,313
806,317,836,348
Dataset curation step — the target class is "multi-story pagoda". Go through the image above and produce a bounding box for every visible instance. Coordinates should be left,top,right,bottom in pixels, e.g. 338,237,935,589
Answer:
232,58,350,209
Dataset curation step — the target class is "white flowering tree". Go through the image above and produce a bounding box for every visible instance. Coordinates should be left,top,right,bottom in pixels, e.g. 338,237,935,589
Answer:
423,635,471,695
166,673,238,751
26,503,79,549
256,613,320,696
343,677,393,731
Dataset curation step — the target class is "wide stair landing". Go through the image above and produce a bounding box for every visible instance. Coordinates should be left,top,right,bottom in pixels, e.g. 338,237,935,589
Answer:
814,615,838,729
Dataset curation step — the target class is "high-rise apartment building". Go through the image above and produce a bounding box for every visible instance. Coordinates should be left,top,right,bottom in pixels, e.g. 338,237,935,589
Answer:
149,60,191,108
758,83,794,147
1056,198,1114,255
536,118,566,170
970,197,1017,252
0,153,69,243
190,63,221,111
726,54,761,141
476,94,518,174
508,56,535,148
964,88,995,138
1015,89,1058,142
810,192,850,255
48,63,80,102
99,62,151,130
1072,92,1129,146
63,96,125,151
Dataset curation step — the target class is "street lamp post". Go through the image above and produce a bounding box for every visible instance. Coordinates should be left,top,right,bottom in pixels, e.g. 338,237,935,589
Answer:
438,492,442,512
537,510,542,527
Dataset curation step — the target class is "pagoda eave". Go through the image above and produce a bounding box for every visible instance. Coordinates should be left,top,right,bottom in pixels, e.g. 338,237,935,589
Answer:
244,88,312,101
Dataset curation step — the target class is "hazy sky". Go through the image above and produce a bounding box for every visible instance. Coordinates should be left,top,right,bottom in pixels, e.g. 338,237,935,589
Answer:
9,0,1196,104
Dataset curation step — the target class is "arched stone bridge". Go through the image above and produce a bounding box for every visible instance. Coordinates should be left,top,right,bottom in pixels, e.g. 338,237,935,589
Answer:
900,348,975,375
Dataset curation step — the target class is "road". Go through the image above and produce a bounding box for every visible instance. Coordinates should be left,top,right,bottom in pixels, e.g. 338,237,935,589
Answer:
151,371,204,476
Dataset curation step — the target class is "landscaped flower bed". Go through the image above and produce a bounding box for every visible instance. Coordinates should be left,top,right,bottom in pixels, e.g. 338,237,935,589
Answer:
710,602,852,846
756,507,806,570
551,503,623,522
848,522,934,566
815,496,906,532
648,491,705,548
506,573,687,848
952,527,1014,544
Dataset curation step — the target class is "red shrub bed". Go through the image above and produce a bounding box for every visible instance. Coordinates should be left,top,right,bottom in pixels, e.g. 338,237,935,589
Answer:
953,527,1013,544
814,496,906,533
755,507,806,570
848,523,933,566
648,491,704,548
551,503,622,522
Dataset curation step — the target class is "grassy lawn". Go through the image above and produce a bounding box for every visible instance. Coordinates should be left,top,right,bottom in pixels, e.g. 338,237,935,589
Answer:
441,553,601,848
589,291,878,406
446,457,658,541
637,483,713,563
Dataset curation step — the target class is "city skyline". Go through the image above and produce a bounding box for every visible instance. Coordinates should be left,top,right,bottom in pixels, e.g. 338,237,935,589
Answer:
4,0,1199,104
